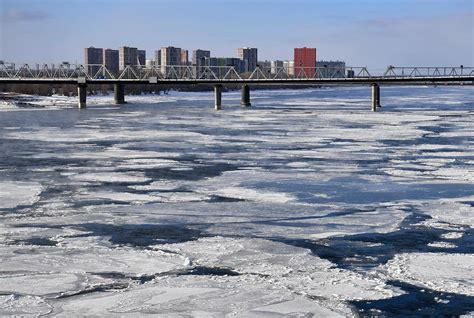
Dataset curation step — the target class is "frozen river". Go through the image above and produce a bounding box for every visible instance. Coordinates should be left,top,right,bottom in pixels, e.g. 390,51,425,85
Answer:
0,86,473,316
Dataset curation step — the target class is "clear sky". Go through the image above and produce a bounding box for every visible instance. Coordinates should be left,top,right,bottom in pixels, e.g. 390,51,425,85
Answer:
1,0,473,69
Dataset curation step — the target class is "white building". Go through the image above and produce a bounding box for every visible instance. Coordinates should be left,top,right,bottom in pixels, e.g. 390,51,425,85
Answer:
145,59,155,68
283,60,295,76
271,60,284,74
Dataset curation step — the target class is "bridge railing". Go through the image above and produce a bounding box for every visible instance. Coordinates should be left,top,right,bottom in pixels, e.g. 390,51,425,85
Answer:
383,66,474,77
0,62,472,81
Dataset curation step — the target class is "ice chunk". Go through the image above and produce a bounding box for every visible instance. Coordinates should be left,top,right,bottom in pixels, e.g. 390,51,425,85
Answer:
382,253,474,295
0,182,42,209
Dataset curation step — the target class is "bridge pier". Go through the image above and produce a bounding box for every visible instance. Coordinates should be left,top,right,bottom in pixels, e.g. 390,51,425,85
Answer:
214,85,222,110
371,83,380,112
114,83,125,104
376,84,381,108
241,84,251,107
77,84,87,109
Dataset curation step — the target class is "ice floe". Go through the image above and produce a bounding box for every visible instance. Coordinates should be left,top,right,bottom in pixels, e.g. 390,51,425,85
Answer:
382,253,474,296
67,172,151,183
0,182,42,209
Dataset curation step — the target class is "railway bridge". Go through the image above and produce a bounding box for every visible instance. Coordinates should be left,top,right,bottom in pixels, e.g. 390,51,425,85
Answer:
1,63,472,111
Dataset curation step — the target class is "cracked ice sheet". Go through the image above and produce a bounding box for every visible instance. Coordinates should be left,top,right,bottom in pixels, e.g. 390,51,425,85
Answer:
65,171,151,184
191,168,432,208
78,190,210,204
415,199,474,227
0,245,187,296
380,253,474,296
79,165,407,208
429,167,474,182
0,182,42,209
104,201,408,240
161,237,401,301
0,246,186,276
51,280,349,316
0,295,53,316
33,147,182,160
3,127,217,144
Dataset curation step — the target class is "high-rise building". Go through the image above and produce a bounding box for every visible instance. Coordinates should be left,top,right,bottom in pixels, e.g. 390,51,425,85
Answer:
237,47,258,72
294,47,317,77
225,57,246,74
84,47,103,75
271,60,284,74
137,50,146,66
206,57,221,77
258,60,272,76
206,57,246,77
102,49,119,75
119,46,138,70
180,50,189,66
316,60,346,78
204,57,218,76
154,50,161,67
160,46,182,74
192,49,210,65
192,49,210,77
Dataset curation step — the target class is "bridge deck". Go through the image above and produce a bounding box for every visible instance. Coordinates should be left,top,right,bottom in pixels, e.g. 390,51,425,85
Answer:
0,64,472,85
1,76,473,85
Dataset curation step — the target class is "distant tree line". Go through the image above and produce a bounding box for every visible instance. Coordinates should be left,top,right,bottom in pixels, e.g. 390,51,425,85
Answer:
0,83,324,97
0,83,166,96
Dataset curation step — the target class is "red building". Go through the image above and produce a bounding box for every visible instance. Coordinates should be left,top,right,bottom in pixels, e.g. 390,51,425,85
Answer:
294,47,317,77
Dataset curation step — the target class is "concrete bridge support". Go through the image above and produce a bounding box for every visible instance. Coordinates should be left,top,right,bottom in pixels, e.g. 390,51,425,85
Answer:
376,84,381,108
114,83,125,104
371,83,380,112
77,84,87,109
214,85,222,110
241,84,251,107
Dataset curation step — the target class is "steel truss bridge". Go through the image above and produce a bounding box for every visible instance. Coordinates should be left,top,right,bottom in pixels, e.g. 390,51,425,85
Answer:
0,63,472,111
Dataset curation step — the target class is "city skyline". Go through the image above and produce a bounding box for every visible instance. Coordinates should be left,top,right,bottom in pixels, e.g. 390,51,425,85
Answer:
1,0,473,68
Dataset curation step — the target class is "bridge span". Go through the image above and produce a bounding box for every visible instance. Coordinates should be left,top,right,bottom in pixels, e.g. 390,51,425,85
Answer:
1,63,472,111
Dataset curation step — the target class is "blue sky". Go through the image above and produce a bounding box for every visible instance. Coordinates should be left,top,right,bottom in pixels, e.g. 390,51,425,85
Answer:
1,0,473,68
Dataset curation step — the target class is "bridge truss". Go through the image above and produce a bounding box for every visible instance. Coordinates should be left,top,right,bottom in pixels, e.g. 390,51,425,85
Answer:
0,62,472,82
